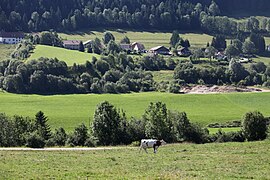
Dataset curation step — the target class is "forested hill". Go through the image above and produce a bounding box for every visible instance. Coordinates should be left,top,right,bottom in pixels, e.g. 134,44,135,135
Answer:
0,0,269,32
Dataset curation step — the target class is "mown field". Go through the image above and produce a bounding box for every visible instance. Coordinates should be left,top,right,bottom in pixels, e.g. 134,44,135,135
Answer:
0,44,15,60
59,30,213,49
28,45,100,66
0,141,269,179
0,91,270,131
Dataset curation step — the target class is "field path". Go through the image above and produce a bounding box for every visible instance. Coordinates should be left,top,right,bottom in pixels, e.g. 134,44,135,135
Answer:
0,147,136,151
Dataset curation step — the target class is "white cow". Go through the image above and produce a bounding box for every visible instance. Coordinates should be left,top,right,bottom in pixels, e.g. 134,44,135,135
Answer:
140,139,166,153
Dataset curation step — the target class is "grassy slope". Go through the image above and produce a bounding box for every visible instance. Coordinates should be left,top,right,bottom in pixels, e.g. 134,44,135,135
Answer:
0,44,15,60
59,30,213,49
28,45,100,66
0,141,269,179
1,91,270,131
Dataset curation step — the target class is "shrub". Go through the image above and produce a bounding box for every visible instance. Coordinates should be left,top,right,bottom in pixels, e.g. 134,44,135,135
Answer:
68,124,89,146
242,111,267,141
25,131,45,148
185,123,209,144
53,127,67,146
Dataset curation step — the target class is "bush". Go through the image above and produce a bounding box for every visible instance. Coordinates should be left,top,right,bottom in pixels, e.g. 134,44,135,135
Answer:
84,137,96,147
53,127,67,146
45,138,56,147
68,124,89,146
242,111,267,141
185,123,209,144
25,131,45,148
215,130,245,143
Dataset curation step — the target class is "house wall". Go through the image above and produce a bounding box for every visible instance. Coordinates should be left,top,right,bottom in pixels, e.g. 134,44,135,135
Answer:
0,37,23,44
64,44,80,50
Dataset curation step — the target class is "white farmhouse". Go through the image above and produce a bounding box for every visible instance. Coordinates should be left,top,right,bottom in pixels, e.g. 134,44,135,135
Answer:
0,31,24,44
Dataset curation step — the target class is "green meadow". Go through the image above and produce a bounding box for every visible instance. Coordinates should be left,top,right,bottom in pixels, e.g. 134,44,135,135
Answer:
0,141,269,179
0,44,15,60
1,91,270,131
28,45,100,66
59,30,213,49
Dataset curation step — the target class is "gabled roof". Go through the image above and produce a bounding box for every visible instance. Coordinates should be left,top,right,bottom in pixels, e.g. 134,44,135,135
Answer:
0,31,24,38
149,46,169,51
63,40,80,45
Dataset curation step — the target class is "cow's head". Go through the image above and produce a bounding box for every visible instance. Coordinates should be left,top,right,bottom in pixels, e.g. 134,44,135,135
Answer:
160,139,166,146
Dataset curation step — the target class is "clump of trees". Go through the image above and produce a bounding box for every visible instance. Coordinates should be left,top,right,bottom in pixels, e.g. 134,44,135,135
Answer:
173,60,270,87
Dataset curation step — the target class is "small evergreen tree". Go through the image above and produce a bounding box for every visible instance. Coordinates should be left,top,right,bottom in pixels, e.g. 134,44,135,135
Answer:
170,30,181,48
35,111,51,140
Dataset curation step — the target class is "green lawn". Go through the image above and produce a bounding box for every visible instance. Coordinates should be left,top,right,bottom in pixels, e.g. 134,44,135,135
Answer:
59,30,213,49
0,44,15,60
0,141,270,179
28,45,100,66
1,91,270,131
151,70,174,83
208,127,241,134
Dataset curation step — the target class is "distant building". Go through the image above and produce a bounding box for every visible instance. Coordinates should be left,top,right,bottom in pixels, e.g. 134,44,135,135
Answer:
177,47,191,57
83,40,93,47
131,42,145,52
120,44,132,51
149,46,171,55
0,31,24,44
63,40,81,50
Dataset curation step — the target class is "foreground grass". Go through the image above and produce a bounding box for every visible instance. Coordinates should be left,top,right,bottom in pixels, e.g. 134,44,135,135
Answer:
0,141,269,179
0,44,15,60
59,30,213,49
28,45,100,66
1,92,270,131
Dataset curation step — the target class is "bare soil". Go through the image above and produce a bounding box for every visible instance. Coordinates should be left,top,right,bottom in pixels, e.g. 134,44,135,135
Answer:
180,85,270,94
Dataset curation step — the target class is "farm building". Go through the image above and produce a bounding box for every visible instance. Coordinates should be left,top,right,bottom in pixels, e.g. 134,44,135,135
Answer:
131,42,145,52
0,31,24,44
120,44,132,51
149,46,171,55
63,40,81,50
83,40,93,47
177,47,191,57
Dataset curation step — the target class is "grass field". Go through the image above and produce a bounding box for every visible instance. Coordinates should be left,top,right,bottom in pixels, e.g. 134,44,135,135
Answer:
0,44,15,60
28,45,100,66
1,91,270,131
151,70,174,83
58,30,213,49
0,141,269,179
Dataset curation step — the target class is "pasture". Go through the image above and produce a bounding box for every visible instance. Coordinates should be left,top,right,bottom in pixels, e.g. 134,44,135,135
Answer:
58,30,213,49
0,44,15,60
28,45,100,66
0,141,269,179
0,91,270,131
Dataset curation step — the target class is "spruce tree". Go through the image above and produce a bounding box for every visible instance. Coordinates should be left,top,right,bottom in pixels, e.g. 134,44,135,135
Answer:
35,111,51,140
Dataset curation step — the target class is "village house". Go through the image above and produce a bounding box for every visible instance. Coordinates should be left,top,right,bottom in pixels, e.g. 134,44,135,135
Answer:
83,40,93,47
131,42,145,52
0,31,24,44
120,44,132,51
177,47,191,57
63,40,81,50
149,46,171,55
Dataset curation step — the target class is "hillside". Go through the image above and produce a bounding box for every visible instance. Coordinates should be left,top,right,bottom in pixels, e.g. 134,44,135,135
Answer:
28,45,100,66
59,30,213,49
1,91,270,131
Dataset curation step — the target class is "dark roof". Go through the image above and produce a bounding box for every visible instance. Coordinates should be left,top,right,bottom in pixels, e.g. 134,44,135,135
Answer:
149,46,169,51
63,40,81,45
0,31,24,38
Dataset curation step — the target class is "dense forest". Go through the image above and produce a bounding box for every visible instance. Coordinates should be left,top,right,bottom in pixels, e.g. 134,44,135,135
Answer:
1,0,270,34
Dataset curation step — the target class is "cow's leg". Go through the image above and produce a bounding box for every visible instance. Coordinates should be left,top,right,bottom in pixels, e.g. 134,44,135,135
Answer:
144,147,148,153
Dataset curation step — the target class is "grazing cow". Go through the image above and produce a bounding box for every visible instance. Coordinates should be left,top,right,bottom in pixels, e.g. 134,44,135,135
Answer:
140,139,166,153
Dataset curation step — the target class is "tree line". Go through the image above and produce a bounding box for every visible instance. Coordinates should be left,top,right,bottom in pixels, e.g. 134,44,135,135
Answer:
1,0,270,35
0,101,268,148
